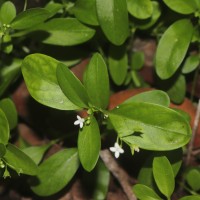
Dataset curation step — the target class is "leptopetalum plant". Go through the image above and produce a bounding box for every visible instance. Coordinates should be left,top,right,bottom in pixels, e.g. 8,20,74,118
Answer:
0,0,200,199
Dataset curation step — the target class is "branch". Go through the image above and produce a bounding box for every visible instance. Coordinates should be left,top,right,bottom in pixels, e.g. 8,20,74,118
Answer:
100,149,137,200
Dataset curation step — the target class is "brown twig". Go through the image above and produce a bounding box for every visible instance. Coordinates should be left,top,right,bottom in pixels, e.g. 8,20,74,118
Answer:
100,149,137,200
186,99,200,165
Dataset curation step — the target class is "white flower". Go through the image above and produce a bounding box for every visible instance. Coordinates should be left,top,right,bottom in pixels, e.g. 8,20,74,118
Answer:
74,115,85,128
134,146,140,152
110,142,124,158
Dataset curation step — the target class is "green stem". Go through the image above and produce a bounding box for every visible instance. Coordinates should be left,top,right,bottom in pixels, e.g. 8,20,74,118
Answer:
23,0,27,11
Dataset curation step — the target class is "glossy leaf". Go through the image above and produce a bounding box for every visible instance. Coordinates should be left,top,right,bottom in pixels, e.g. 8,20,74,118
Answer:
22,54,79,110
153,156,175,198
96,0,129,45
123,90,170,107
108,45,128,85
137,1,161,30
0,98,17,130
44,2,63,17
37,18,95,46
0,143,6,158
11,8,50,30
180,195,200,200
0,109,9,145
22,143,52,164
108,102,191,150
163,0,198,14
133,184,162,200
182,55,200,74
4,143,38,175
78,115,101,172
127,0,153,19
138,149,183,188
130,51,144,71
0,59,21,97
155,19,193,79
84,53,109,109
73,0,99,25
167,74,186,104
57,62,90,108
0,1,16,24
31,148,79,196
186,168,200,191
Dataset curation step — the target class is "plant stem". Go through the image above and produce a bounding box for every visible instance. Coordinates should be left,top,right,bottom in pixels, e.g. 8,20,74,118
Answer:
23,0,27,11
100,149,137,200
186,98,200,165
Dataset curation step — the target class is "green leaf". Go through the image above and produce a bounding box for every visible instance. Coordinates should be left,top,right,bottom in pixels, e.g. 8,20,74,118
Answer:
0,1,16,24
166,74,186,104
30,148,79,196
182,55,200,74
92,159,110,200
4,143,38,175
22,54,79,110
73,0,99,26
179,195,200,200
130,51,144,71
11,8,50,30
123,90,170,107
0,109,9,145
155,19,193,79
133,184,162,200
137,1,161,30
78,115,101,172
127,0,153,19
186,168,200,191
0,98,17,130
84,53,109,109
108,102,191,150
0,59,21,97
37,18,95,46
44,2,63,18
163,0,199,14
153,156,175,198
138,149,183,189
22,143,52,165
2,34,13,54
108,44,128,85
0,143,6,158
96,0,129,45
57,62,90,108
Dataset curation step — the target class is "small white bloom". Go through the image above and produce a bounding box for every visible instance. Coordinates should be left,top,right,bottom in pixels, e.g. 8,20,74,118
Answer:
74,115,85,128
110,142,124,158
134,146,140,152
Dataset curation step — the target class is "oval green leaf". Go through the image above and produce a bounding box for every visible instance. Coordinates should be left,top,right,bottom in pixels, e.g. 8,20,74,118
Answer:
22,54,79,110
96,0,129,45
186,168,200,191
11,8,50,30
30,148,79,196
127,0,153,19
153,156,175,198
78,115,101,172
84,53,109,109
22,143,52,165
0,98,17,130
0,109,9,145
155,19,193,79
180,195,200,200
0,1,16,24
73,0,99,26
37,18,95,46
182,55,200,74
108,44,128,85
108,102,191,150
163,0,198,14
123,90,170,107
130,51,144,71
133,184,162,200
0,143,6,158
4,143,38,175
57,62,90,108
